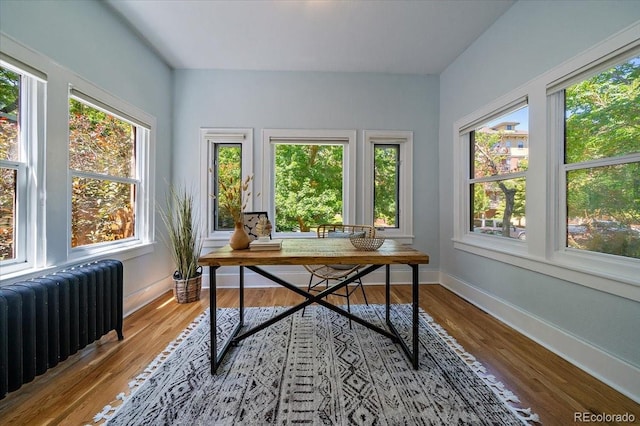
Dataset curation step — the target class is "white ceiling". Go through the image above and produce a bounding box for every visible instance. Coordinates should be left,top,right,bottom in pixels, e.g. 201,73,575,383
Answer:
105,0,514,75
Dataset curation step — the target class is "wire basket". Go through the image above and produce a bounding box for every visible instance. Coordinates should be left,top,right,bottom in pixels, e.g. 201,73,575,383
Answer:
349,236,385,251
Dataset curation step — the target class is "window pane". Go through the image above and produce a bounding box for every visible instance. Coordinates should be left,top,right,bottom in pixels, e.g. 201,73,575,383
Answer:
214,144,242,230
69,98,135,178
471,178,526,240
0,66,20,161
274,144,343,232
566,163,640,259
0,167,16,260
71,177,135,247
472,106,529,179
565,56,640,164
374,145,399,228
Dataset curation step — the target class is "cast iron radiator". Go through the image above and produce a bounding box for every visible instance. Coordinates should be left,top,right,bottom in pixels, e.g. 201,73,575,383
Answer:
0,259,124,399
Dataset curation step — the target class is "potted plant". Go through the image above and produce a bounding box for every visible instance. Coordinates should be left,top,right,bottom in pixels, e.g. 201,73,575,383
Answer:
160,185,204,303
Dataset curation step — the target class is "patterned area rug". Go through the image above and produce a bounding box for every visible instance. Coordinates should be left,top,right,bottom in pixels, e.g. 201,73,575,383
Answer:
95,305,539,425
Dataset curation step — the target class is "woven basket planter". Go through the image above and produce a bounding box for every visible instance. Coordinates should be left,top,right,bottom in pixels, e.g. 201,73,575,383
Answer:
173,272,202,304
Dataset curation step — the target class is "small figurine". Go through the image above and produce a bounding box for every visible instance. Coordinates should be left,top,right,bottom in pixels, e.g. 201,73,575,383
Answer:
256,217,272,240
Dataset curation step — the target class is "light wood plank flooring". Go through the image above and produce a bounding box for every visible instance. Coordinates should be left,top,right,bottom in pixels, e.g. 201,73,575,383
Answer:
0,285,637,425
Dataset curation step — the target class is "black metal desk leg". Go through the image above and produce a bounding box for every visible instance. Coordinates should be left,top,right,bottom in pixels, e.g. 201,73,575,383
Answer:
385,265,391,323
412,264,419,369
210,266,218,375
239,266,244,324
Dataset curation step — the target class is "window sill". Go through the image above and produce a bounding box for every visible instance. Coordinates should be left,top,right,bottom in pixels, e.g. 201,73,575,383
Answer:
1,242,155,286
453,236,640,302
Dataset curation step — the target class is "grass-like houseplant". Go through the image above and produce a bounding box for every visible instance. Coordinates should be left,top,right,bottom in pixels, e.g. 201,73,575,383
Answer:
160,185,204,303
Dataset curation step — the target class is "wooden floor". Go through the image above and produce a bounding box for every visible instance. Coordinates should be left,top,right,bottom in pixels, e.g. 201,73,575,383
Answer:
0,284,637,425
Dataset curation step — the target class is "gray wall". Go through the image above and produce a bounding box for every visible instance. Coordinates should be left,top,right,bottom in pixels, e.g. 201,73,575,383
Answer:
439,1,640,369
0,0,175,308
173,69,440,267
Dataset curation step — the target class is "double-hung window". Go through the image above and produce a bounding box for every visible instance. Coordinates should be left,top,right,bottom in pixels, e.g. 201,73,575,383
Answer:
553,53,640,260
363,130,413,240
0,58,44,272
467,102,529,242
262,129,356,234
454,29,639,294
68,90,151,252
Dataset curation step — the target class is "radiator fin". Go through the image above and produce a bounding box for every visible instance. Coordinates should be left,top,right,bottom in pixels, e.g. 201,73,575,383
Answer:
0,259,124,399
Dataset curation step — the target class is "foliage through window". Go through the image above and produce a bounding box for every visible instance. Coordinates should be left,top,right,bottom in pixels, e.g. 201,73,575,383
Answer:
374,145,400,228
470,105,528,240
69,97,138,248
274,143,344,232
563,55,640,259
0,65,22,261
213,143,242,230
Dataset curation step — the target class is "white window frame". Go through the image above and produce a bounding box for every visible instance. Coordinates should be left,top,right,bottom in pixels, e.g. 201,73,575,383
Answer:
1,35,156,283
363,130,413,242
547,48,640,287
466,100,528,244
262,129,356,237
200,128,253,245
453,24,640,301
67,84,155,260
454,93,531,258
0,56,45,275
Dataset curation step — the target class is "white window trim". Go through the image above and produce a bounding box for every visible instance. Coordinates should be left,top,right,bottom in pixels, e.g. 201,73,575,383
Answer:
200,128,253,245
452,22,640,302
453,89,531,259
463,100,529,250
262,128,356,237
362,130,413,243
0,56,45,275
0,34,157,284
67,80,156,261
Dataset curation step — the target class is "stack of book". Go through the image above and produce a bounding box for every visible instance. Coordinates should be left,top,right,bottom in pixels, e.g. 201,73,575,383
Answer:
249,238,283,251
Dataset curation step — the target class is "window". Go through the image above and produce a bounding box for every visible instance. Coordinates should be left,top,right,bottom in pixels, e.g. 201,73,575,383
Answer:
468,104,528,241
363,130,413,240
453,28,639,297
201,128,253,237
0,59,44,271
262,129,356,234
374,145,400,228
69,92,149,250
0,65,22,262
560,54,640,260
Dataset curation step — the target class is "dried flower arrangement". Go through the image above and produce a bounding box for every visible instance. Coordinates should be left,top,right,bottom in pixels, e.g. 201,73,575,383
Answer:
217,174,255,224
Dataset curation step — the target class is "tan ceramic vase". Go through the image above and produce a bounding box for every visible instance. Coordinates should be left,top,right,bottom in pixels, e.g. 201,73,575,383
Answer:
229,221,251,250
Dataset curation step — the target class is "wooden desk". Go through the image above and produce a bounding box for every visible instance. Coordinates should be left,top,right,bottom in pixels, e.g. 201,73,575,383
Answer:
199,238,430,374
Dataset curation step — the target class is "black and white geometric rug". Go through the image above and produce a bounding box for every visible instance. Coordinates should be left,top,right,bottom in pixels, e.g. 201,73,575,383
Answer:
95,305,539,425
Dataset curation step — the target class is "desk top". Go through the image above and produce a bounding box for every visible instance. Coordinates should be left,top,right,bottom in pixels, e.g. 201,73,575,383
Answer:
198,238,429,267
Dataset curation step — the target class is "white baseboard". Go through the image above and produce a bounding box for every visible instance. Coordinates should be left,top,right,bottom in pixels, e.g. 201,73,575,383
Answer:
123,276,173,318
439,272,640,404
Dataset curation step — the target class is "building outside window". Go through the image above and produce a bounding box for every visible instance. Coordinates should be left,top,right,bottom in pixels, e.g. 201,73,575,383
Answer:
469,106,529,240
